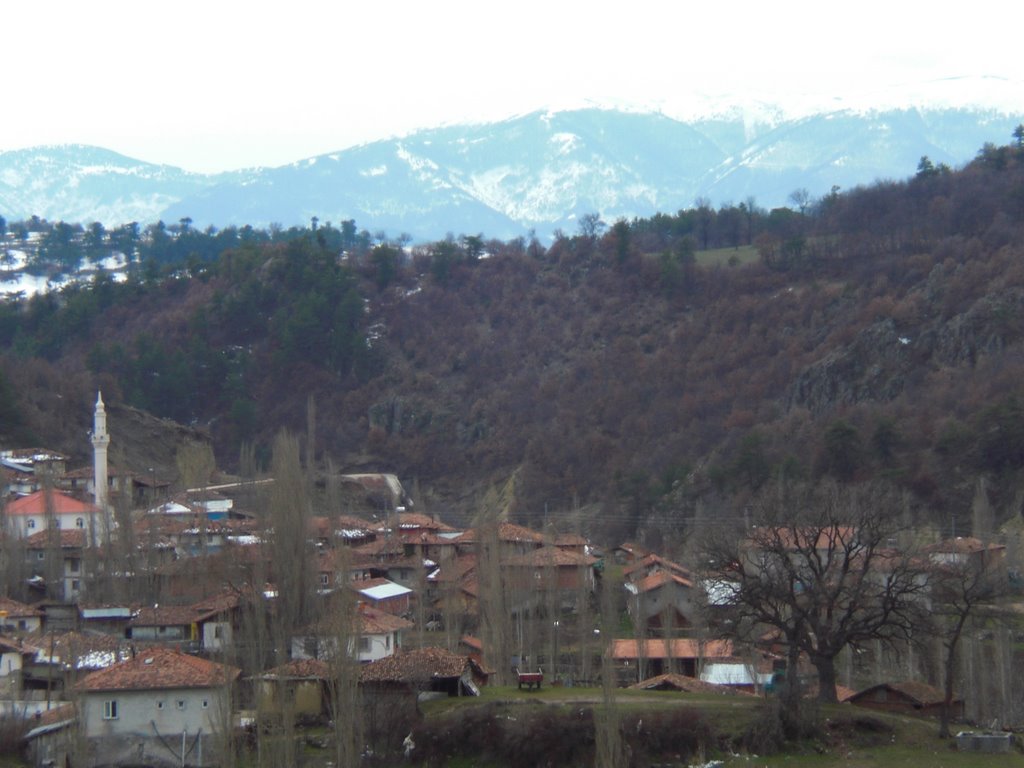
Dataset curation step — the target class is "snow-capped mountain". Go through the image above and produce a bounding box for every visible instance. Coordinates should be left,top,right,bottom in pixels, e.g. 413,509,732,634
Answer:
0,145,243,226
2,105,1022,241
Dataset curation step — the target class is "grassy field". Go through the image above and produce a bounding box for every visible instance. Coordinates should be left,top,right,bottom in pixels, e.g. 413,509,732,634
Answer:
695,245,760,267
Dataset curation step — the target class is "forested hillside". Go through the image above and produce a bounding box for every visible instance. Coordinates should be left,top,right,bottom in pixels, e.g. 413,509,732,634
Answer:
3,136,1024,544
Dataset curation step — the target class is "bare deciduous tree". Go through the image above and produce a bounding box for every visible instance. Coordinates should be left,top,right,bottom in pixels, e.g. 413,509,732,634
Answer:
323,549,363,765
595,571,626,768
929,546,1006,737
701,481,927,711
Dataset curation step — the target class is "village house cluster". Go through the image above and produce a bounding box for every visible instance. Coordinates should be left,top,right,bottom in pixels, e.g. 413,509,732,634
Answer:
0,394,1012,765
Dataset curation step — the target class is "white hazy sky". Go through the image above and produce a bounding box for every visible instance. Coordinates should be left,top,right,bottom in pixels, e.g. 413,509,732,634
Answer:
4,0,1022,174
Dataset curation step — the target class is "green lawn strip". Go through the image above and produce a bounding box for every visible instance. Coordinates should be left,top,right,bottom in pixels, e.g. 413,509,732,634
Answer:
695,245,759,266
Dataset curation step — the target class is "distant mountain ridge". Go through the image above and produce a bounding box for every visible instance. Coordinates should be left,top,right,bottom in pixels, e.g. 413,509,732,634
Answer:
2,106,1022,240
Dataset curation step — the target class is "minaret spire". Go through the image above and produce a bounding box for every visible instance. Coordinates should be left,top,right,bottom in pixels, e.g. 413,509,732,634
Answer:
92,391,110,511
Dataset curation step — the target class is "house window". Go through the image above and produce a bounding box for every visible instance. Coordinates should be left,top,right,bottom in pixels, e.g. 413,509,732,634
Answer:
54,518,61,529
71,580,80,592
36,551,45,561
176,700,186,711
103,700,119,720
157,701,165,710
27,519,36,530
386,634,391,650
17,620,27,630
213,625,224,639
69,559,80,574
76,517,84,528
202,700,209,709
358,637,370,652
319,573,329,587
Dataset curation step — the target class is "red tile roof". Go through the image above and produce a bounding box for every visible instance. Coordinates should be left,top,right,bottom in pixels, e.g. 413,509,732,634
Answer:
554,533,588,548
848,680,952,706
131,605,200,627
629,673,751,695
6,490,99,517
924,537,1006,554
380,513,456,533
352,537,406,558
610,638,735,661
43,631,143,670
190,591,243,622
358,604,414,634
75,647,239,691
262,658,332,680
501,546,597,568
25,529,88,549
359,647,471,684
130,590,242,627
630,569,694,593
623,553,693,580
0,596,44,618
456,522,544,545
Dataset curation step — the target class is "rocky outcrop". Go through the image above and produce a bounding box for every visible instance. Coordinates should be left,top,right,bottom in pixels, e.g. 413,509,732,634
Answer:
789,288,1024,413
789,319,912,413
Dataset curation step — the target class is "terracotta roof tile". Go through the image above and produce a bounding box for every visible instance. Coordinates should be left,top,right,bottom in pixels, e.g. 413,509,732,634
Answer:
42,631,143,671
25,529,88,548
630,570,694,593
76,647,239,691
6,490,98,517
456,522,544,545
0,596,44,618
851,680,950,706
359,647,470,684
376,513,455,533
629,673,750,695
623,553,693,580
357,604,414,634
610,638,735,660
501,546,597,568
924,537,1006,554
263,658,331,680
131,605,200,627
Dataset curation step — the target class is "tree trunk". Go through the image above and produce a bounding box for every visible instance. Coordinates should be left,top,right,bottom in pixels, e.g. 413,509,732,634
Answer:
941,616,968,739
780,640,802,722
940,640,957,739
813,654,839,703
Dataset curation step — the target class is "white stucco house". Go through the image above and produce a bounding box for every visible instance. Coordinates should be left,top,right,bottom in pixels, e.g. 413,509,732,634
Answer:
74,647,239,767
292,602,414,663
4,489,103,539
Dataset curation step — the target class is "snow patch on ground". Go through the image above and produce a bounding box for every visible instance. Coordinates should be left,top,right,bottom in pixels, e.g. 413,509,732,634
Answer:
550,132,580,154
395,144,439,173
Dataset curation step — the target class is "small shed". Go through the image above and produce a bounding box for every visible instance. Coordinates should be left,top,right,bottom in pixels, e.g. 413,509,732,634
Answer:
847,680,961,719
359,647,487,697
256,658,331,718
629,673,749,696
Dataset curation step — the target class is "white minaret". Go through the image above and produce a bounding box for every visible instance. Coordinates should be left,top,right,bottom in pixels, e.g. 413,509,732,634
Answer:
92,391,110,510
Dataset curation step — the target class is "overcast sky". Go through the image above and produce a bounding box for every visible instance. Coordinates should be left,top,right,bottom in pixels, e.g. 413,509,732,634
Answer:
4,0,1022,173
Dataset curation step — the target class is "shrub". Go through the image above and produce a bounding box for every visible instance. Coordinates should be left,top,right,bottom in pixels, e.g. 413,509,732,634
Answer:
622,708,714,766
